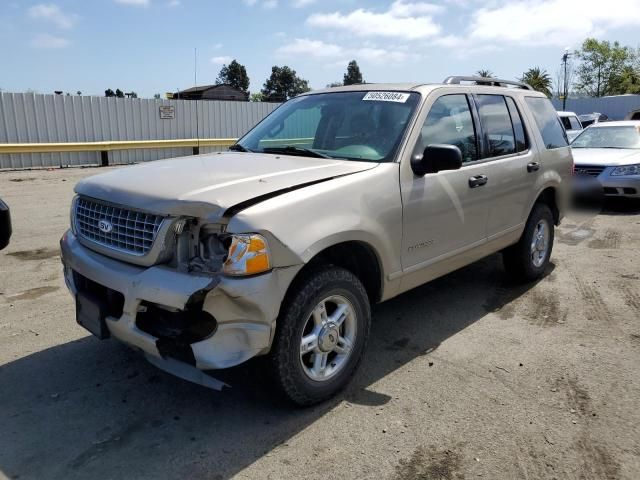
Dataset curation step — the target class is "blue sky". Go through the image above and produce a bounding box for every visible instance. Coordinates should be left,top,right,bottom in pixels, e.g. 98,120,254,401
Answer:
1,0,639,98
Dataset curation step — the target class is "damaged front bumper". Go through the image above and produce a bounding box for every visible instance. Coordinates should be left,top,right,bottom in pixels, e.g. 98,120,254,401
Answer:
60,230,301,387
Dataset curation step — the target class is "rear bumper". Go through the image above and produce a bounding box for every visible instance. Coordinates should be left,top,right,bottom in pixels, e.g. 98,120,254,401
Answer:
60,230,300,370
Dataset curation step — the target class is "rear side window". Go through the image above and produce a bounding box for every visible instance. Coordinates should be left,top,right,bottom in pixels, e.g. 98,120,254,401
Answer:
476,95,516,157
560,116,572,130
569,116,582,130
505,97,528,152
525,97,569,149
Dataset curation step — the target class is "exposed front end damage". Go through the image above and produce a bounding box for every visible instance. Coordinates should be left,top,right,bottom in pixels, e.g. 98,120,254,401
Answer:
60,229,302,389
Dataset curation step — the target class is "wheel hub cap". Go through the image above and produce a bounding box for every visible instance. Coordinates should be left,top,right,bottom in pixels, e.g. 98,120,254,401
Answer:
318,323,339,352
530,219,550,268
299,295,358,382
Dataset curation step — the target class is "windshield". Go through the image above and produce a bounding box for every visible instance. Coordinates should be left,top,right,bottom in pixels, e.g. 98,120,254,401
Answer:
236,91,421,162
571,126,640,149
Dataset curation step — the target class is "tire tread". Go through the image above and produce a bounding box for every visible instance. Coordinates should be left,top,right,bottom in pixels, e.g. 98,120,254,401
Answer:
268,266,370,406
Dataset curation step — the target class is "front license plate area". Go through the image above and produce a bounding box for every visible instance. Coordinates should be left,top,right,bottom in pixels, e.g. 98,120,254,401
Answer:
76,292,110,339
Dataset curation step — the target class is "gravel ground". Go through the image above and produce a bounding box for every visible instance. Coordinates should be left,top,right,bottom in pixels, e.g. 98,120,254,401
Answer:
0,166,639,480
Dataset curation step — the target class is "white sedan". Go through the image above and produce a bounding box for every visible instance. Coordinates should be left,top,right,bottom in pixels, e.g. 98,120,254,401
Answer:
557,111,583,141
571,121,640,199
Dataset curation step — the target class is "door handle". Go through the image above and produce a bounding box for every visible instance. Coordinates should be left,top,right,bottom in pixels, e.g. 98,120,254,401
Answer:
527,162,540,172
468,175,488,188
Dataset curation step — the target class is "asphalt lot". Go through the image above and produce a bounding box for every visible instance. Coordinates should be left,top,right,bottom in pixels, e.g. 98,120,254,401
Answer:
1,166,639,480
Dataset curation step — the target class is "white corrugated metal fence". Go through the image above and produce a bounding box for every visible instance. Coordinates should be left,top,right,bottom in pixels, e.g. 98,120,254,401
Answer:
0,93,280,169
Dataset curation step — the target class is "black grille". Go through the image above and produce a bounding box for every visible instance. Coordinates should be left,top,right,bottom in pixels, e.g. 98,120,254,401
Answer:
574,165,605,177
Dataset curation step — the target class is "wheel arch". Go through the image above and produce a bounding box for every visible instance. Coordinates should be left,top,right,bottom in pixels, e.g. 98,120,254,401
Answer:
534,186,560,225
285,240,384,305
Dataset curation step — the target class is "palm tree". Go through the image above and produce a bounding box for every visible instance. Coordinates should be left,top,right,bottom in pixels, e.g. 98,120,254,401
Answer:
475,69,495,85
520,67,552,97
475,69,494,78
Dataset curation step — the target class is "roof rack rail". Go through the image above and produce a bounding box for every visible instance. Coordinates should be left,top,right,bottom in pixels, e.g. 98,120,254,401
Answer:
443,76,533,91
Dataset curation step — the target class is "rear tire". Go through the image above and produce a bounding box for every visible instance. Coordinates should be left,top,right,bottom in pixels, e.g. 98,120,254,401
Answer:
503,203,554,283
268,266,370,406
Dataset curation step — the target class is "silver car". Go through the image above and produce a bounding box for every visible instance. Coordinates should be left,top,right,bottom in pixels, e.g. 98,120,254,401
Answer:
571,121,640,199
61,77,572,405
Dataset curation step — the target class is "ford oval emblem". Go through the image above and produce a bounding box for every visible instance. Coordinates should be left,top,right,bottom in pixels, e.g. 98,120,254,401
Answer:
98,219,113,233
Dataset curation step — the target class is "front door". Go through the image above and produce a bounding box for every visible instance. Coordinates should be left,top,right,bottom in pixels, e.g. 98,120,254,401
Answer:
399,93,490,290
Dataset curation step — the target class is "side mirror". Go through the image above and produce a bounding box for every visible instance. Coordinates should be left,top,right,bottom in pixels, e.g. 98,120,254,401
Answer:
0,198,12,250
411,144,463,176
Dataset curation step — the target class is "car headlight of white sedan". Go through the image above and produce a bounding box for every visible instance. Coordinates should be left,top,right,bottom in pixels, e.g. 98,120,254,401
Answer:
611,164,640,176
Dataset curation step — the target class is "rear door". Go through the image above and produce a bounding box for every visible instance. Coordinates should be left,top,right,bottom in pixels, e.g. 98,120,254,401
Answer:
472,94,537,239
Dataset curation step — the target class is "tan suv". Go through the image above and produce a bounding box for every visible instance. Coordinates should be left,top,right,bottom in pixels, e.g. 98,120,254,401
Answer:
61,76,572,405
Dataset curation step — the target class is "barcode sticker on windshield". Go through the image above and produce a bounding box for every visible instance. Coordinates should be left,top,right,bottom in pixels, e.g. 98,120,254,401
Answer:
362,91,410,103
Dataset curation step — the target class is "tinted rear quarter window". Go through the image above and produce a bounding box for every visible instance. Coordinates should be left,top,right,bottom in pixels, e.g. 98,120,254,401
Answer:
525,97,568,149
505,97,528,152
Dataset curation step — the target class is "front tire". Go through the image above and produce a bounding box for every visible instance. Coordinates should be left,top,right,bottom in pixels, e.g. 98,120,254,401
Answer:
503,203,554,282
268,266,371,406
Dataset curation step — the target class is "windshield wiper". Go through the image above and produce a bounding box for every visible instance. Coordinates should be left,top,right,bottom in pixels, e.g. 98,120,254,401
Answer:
229,144,252,152
262,146,331,159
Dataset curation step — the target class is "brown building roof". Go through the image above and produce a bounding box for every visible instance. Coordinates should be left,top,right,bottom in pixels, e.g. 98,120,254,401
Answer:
172,84,248,101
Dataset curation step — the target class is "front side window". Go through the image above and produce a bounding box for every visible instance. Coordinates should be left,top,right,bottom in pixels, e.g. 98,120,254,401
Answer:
526,97,569,149
569,116,582,130
476,95,516,157
413,94,478,163
237,91,420,162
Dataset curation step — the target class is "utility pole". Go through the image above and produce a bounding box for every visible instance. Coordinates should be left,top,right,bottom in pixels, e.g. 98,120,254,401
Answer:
561,48,572,111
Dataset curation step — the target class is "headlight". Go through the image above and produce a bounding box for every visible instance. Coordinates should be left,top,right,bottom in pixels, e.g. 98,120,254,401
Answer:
223,234,272,276
611,164,640,176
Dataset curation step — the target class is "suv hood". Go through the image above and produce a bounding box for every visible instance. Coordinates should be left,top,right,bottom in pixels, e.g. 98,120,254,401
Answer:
571,148,640,166
75,152,377,220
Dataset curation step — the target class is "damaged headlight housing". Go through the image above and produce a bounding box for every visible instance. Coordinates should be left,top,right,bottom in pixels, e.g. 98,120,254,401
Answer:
611,164,640,176
185,222,272,277
223,234,272,276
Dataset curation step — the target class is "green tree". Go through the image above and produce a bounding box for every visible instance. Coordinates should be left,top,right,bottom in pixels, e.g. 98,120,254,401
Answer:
617,65,640,94
216,59,250,93
249,92,264,102
115,89,124,98
519,67,552,97
261,66,310,102
343,60,364,85
574,38,635,97
105,88,115,97
475,69,495,85
475,69,494,78
153,93,161,99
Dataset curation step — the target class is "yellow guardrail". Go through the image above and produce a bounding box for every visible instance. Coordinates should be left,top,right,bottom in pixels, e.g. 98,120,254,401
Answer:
0,137,320,167
0,138,237,154
0,138,238,166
